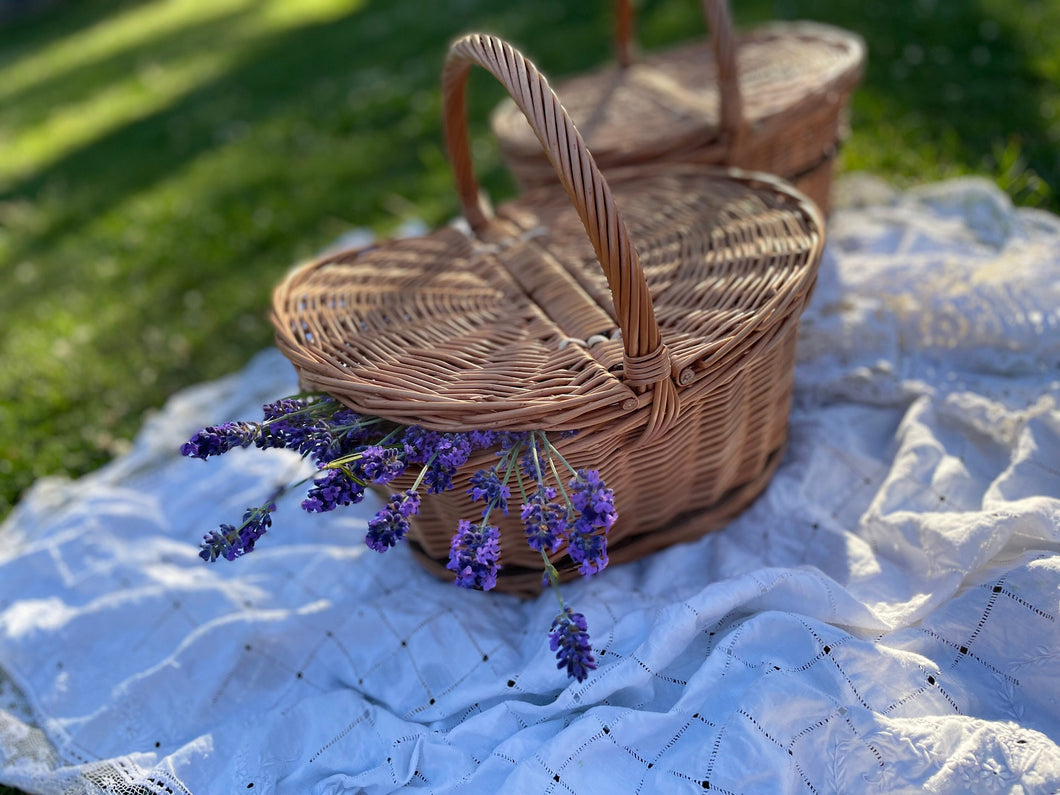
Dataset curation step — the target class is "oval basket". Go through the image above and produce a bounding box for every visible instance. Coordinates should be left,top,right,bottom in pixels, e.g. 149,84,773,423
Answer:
271,33,825,597
490,0,865,214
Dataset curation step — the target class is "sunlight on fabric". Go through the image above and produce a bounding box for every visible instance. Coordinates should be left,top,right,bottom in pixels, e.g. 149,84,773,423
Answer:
1,597,72,637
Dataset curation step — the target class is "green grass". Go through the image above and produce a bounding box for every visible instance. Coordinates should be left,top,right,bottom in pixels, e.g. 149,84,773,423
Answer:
0,2,1057,790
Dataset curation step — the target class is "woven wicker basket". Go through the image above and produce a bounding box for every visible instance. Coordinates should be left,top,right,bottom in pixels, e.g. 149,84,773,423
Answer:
490,0,865,214
271,33,825,597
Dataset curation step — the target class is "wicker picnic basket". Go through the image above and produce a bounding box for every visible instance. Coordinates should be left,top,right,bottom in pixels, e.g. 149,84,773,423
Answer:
271,33,825,597
490,0,865,214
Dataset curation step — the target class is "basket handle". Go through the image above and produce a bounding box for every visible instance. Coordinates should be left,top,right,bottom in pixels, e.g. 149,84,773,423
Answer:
443,33,680,435
615,0,744,146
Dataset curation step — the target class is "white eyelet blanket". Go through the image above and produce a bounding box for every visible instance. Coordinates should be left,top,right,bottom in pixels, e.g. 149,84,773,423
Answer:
1,176,1059,795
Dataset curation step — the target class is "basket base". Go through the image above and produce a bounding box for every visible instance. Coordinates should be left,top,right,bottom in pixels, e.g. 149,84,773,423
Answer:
407,443,786,599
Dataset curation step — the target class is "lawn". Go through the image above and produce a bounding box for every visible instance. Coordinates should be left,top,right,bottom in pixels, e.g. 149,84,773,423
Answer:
0,0,1057,791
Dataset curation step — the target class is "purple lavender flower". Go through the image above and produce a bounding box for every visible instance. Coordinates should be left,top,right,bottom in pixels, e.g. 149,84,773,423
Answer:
199,526,241,562
301,468,365,512
549,607,596,682
359,445,406,483
402,429,474,493
365,490,420,552
468,468,510,516
328,408,375,447
181,422,259,459
433,433,472,474
497,431,529,451
267,419,332,457
184,399,619,654
402,429,453,493
330,407,362,427
256,397,340,458
421,460,453,494
569,470,617,532
469,430,498,450
402,426,442,464
521,486,565,553
199,504,275,562
262,398,311,420
566,531,609,576
518,434,547,480
564,469,616,577
317,408,380,462
447,519,501,590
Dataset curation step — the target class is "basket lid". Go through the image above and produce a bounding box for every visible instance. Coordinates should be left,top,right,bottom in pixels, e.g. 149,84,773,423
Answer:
271,34,823,437
490,15,866,168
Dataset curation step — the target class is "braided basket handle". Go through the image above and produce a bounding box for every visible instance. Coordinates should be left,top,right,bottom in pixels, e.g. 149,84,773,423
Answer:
443,33,680,435
615,0,744,145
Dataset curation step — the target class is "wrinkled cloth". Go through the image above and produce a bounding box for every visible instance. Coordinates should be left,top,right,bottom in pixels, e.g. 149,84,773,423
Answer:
1,176,1059,795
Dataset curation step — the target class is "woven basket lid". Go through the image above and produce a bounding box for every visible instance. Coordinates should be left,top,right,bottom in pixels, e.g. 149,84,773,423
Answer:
272,34,823,440
490,1,865,172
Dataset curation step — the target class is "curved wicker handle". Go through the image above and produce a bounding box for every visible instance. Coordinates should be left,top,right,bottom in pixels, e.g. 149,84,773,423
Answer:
443,33,680,432
615,0,743,145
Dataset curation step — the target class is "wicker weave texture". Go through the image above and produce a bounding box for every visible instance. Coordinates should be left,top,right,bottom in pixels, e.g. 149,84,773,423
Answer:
490,2,865,214
271,34,825,595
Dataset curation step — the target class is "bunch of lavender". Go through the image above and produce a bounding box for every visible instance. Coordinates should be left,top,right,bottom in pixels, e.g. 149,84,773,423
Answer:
182,394,616,682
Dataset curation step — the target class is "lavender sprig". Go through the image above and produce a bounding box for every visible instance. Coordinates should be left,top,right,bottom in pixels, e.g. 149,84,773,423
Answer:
468,468,511,516
181,422,259,459
359,445,405,484
449,440,522,588
256,398,331,455
564,470,615,576
521,486,565,554
549,606,597,682
302,467,365,512
362,446,440,554
199,503,276,561
447,519,501,590
365,490,420,552
182,396,617,681
524,433,602,683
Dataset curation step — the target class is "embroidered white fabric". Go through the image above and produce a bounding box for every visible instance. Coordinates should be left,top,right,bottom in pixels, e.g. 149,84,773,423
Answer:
1,176,1059,795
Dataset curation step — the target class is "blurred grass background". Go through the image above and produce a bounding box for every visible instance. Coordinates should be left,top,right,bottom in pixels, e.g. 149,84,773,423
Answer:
0,0,1056,527
0,0,1057,792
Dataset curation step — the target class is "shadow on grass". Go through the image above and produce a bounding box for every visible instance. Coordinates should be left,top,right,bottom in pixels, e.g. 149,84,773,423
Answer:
0,2,267,134
0,0,148,71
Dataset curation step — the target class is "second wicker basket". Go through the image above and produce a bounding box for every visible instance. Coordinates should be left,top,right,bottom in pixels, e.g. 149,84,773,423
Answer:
490,0,865,214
